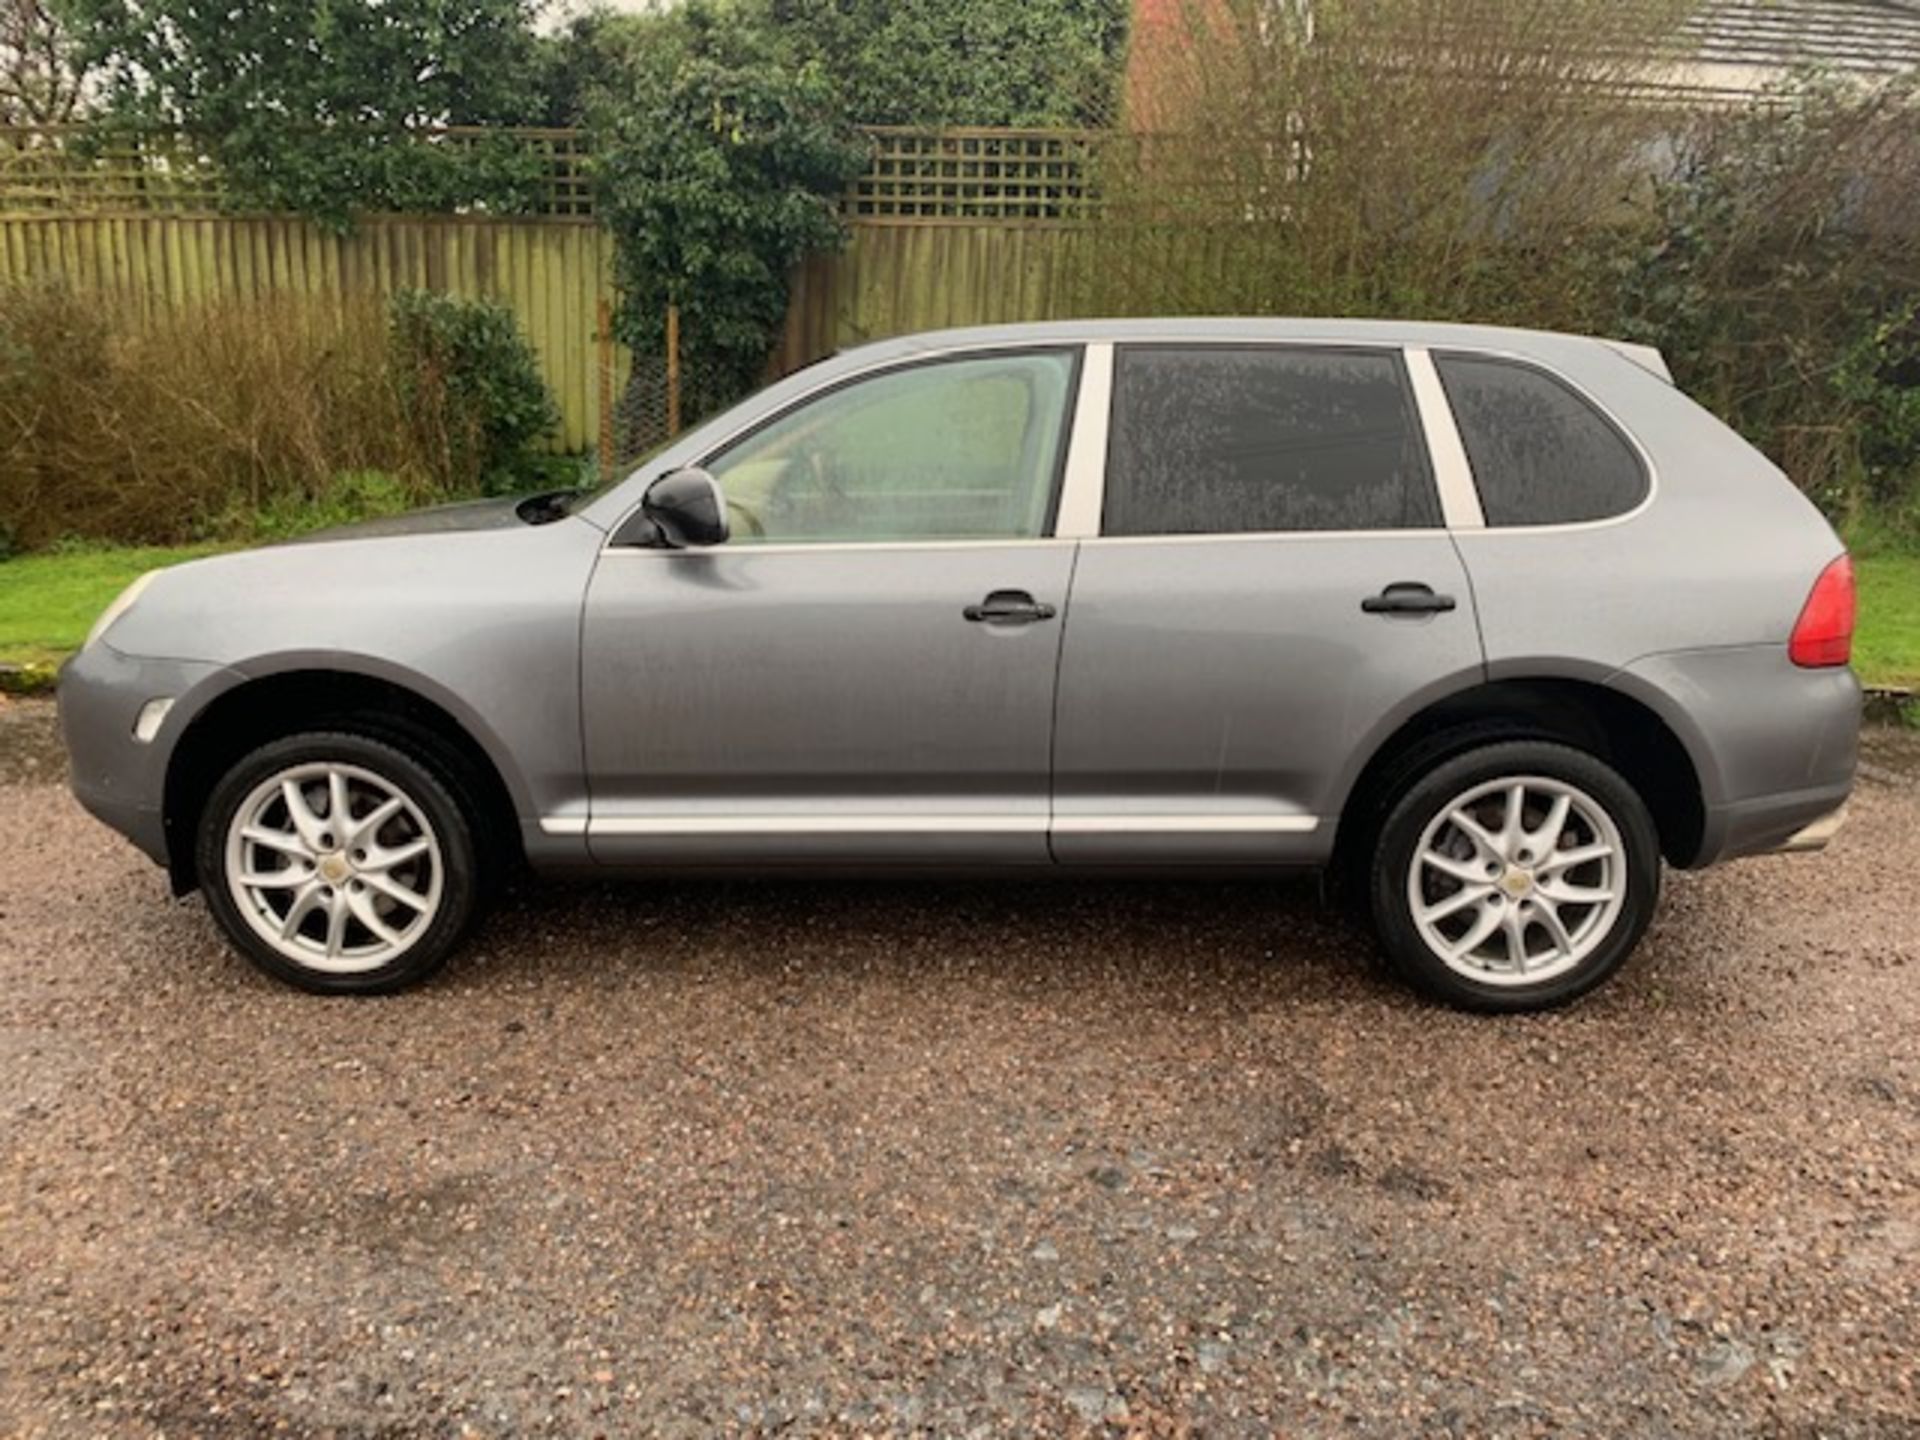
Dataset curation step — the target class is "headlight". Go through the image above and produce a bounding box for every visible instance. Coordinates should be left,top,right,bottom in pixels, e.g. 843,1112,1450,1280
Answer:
85,570,160,651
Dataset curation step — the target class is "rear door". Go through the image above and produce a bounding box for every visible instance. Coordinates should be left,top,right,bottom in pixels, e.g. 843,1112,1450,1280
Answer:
1051,342,1486,865
580,347,1082,866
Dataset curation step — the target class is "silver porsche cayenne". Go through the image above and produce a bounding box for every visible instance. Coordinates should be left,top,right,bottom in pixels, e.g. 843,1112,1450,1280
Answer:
60,319,1860,1010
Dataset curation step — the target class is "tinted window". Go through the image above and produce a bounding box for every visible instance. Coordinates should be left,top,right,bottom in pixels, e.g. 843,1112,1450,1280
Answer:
706,351,1076,544
1104,346,1439,536
1436,354,1648,526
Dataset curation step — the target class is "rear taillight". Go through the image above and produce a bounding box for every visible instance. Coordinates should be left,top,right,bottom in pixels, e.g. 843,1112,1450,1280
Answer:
1789,555,1856,668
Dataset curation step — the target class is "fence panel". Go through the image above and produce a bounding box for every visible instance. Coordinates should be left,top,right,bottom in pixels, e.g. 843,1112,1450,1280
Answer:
0,213,619,452
775,222,1088,372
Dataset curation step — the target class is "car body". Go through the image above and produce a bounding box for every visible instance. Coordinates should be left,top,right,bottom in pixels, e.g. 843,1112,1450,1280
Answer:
60,318,1860,1008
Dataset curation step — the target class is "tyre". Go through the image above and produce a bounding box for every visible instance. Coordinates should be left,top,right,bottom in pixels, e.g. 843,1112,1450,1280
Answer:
1369,740,1660,1012
196,730,481,994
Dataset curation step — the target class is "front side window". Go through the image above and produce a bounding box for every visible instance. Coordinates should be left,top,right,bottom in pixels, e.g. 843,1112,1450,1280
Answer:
1103,346,1440,536
1435,353,1648,526
705,350,1077,544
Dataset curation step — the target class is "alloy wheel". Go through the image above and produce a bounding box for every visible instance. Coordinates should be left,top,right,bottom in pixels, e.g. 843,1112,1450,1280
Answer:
222,761,445,974
1405,774,1628,987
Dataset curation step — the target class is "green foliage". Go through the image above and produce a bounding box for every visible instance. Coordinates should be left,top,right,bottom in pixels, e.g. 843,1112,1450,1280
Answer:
767,0,1129,127
582,2,868,420
238,470,416,541
1832,304,1920,510
564,0,1127,421
3,0,90,123
387,288,559,497
1593,75,1920,516
56,0,553,224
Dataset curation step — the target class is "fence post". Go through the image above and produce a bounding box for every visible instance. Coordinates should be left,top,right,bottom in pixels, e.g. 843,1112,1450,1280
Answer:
597,295,614,485
666,303,681,439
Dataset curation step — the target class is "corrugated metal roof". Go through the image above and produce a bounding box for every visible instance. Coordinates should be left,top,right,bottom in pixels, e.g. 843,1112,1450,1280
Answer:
1683,0,1920,73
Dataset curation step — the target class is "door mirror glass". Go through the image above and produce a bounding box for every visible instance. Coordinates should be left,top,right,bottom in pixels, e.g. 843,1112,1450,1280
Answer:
639,467,730,548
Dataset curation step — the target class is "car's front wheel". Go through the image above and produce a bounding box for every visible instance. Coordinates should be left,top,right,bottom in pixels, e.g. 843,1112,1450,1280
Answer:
197,731,480,993
1370,740,1660,1011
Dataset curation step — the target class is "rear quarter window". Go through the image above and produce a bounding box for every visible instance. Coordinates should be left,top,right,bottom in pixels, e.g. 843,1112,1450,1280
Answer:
1435,353,1648,526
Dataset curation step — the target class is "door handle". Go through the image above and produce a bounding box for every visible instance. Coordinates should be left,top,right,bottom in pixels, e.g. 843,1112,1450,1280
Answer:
1361,582,1457,616
964,589,1057,624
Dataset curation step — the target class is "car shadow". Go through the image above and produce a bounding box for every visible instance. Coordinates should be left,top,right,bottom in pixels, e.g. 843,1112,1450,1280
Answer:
452,869,1400,1006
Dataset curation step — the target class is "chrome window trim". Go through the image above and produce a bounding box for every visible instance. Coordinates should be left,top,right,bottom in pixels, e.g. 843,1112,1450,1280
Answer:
1078,527,1455,548
1404,346,1485,529
596,537,1079,559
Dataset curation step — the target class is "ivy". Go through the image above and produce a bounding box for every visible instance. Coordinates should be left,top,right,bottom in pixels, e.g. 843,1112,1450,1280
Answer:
580,3,867,421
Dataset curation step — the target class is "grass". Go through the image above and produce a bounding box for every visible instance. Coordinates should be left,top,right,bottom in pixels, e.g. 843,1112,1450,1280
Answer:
1,539,1917,695
0,545,226,677
1854,552,1920,690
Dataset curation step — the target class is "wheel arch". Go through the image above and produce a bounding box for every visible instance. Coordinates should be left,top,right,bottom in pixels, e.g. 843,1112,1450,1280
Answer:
1328,671,1712,892
163,658,526,895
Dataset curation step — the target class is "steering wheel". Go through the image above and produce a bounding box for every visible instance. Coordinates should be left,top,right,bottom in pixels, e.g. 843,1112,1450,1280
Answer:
726,498,765,539
763,438,854,533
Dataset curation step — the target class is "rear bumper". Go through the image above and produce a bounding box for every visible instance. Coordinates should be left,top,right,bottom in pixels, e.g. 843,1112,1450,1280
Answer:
1610,646,1859,867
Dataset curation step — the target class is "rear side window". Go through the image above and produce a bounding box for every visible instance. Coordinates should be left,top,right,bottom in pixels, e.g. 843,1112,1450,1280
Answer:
1104,346,1440,536
1436,353,1648,526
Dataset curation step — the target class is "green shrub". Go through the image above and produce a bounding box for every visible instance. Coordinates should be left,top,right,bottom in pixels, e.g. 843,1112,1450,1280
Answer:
387,288,560,497
1594,75,1920,518
581,3,867,424
225,470,419,541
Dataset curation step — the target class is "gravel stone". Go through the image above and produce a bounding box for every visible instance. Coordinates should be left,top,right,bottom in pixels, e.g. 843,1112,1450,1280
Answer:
2,701,1917,1436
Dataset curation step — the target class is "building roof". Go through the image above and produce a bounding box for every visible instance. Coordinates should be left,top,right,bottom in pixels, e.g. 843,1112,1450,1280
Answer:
1684,0,1920,76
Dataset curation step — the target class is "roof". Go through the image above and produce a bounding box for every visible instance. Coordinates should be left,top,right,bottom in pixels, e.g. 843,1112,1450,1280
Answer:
1683,0,1920,75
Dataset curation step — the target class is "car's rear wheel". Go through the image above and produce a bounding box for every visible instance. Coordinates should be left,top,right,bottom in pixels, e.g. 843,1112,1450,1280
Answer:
197,731,480,993
1369,740,1660,1011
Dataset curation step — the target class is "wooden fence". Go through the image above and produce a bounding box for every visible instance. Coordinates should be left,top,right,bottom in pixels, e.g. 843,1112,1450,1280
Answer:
0,213,618,451
0,125,1111,449
775,223,1086,372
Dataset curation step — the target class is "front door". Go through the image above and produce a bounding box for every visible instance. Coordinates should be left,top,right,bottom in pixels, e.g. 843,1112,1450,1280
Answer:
581,348,1083,866
1051,342,1487,865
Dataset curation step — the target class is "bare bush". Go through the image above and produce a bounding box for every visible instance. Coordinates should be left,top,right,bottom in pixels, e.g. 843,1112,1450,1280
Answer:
1081,1,1920,515
0,288,427,549
1084,0,1697,323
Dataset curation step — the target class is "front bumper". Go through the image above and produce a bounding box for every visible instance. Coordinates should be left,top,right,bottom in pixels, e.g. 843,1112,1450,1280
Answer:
58,643,235,866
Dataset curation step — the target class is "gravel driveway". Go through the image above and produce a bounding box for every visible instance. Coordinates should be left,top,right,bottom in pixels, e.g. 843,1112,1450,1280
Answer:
2,697,1916,1438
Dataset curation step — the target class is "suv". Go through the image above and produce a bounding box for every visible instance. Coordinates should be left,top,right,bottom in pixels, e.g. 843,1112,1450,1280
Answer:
60,319,1859,1010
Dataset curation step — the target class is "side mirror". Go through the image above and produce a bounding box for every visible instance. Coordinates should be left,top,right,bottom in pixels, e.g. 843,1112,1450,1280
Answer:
639,467,730,548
